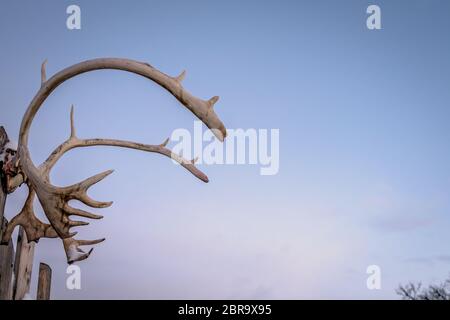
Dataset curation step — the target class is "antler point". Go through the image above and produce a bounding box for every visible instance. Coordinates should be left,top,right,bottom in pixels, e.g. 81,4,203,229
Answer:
70,104,76,138
174,70,186,83
208,96,219,109
161,137,170,147
41,59,48,84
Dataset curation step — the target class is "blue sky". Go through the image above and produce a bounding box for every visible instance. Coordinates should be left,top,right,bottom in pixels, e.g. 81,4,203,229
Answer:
1,0,450,299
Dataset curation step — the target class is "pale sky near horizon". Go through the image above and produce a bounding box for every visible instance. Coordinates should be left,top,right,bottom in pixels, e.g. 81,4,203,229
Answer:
1,0,450,299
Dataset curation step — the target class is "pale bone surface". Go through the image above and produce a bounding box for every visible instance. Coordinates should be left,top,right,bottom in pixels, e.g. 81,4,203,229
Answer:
1,58,226,264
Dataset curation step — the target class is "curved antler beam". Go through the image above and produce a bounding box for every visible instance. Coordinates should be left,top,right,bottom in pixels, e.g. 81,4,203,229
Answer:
7,58,227,264
19,58,226,148
40,107,208,182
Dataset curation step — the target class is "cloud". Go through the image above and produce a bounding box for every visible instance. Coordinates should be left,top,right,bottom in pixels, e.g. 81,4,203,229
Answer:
361,184,440,233
436,255,450,263
404,255,450,266
370,216,435,233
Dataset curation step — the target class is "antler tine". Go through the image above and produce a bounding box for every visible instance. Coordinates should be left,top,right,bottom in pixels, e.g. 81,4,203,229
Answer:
68,220,89,227
63,237,106,264
173,70,186,83
77,193,113,209
41,59,47,85
71,169,114,192
63,204,103,220
70,104,76,138
77,238,105,246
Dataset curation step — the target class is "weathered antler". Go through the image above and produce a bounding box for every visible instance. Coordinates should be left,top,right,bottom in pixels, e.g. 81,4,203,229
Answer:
5,105,210,262
3,58,226,263
1,187,58,243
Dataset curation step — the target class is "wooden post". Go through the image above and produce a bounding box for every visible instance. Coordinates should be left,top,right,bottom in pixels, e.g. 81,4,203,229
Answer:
0,126,15,300
37,262,52,300
0,126,8,238
0,181,6,242
0,219,14,300
37,263,51,300
13,227,35,300
0,173,5,242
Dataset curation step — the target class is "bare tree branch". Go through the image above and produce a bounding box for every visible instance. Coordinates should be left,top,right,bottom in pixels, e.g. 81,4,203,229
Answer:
397,278,450,300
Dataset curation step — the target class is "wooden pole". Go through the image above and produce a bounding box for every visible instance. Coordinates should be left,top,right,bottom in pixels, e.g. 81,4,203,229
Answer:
0,219,14,300
0,126,15,300
0,126,8,238
13,227,35,300
37,263,51,300
0,170,5,242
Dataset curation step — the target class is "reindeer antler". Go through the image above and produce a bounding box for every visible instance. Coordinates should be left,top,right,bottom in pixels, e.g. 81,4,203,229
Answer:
1,187,58,244
3,58,226,263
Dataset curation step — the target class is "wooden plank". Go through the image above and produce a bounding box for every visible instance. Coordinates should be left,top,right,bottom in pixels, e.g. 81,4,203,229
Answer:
0,126,8,150
13,226,35,300
0,126,8,240
37,263,52,300
0,127,7,141
0,177,5,243
0,219,14,300
0,127,12,300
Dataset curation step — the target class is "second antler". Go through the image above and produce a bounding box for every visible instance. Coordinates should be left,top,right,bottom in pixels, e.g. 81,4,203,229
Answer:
2,58,226,263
